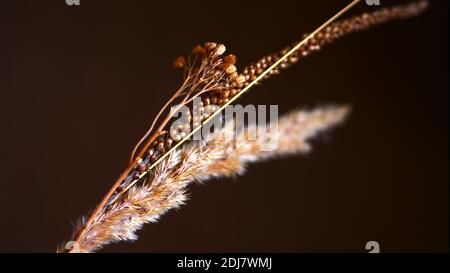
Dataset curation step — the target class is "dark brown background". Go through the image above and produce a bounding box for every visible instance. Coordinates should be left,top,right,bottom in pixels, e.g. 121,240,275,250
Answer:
2,0,448,252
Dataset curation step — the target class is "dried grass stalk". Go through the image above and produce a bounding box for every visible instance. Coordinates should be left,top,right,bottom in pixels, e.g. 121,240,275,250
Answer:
64,106,349,253
59,0,428,252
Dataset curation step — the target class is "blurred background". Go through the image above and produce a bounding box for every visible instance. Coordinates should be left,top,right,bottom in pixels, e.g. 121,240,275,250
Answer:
2,0,448,252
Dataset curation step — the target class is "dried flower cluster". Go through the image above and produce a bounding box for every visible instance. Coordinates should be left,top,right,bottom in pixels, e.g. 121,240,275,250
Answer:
133,42,245,165
60,0,429,253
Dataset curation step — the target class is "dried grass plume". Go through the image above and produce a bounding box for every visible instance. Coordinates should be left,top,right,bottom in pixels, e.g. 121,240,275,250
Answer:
62,106,349,253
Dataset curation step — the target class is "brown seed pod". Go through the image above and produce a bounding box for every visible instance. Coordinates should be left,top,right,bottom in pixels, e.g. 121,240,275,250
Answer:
150,154,158,163
165,138,173,148
224,54,237,65
221,90,230,99
157,141,165,152
138,163,147,173
173,56,186,68
225,65,237,74
191,45,205,56
204,42,217,51
215,44,226,56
